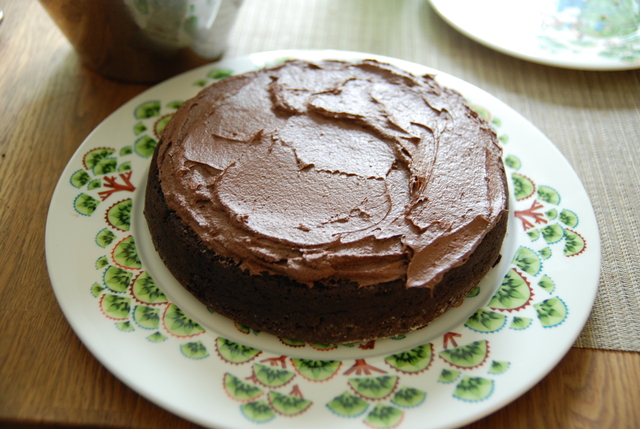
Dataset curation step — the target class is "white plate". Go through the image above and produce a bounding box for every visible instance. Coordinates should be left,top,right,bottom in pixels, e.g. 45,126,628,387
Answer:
46,50,601,429
429,0,640,70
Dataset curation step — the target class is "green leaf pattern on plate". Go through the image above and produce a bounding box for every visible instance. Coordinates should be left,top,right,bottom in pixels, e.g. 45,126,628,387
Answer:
106,199,132,231
240,400,275,423
384,344,433,374
163,304,205,337
453,377,494,402
439,340,489,369
268,391,312,416
488,360,510,375
327,391,370,417
224,373,264,402
291,359,342,382
252,363,296,388
391,387,427,408
131,271,167,304
103,265,133,293
180,341,209,359
488,268,533,311
133,305,160,329
510,316,532,330
438,368,461,384
112,236,142,269
365,404,404,429
464,310,507,333
348,376,399,400
216,337,261,364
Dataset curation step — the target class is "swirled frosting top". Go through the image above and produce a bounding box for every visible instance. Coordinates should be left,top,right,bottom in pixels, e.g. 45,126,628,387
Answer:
155,60,508,289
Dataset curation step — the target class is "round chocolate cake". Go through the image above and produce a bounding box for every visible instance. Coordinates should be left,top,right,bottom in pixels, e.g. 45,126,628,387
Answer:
144,59,509,343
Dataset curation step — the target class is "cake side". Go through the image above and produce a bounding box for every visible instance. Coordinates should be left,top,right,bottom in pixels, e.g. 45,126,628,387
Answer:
145,153,508,343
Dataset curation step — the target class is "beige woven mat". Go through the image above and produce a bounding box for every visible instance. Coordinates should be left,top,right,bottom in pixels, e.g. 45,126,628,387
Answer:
224,0,640,352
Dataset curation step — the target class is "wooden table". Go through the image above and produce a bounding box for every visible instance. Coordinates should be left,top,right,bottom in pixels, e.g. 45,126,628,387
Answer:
1,1,639,428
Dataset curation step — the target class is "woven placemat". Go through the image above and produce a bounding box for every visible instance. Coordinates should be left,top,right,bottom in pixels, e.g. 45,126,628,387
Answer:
224,0,640,352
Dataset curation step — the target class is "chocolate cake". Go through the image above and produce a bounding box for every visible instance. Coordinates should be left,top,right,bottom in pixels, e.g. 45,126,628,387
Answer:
144,59,509,343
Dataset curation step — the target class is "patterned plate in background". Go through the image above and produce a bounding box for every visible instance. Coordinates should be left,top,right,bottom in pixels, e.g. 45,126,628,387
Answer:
430,0,640,70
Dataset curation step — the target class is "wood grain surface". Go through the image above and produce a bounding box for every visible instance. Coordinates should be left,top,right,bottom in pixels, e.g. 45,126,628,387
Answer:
0,1,639,428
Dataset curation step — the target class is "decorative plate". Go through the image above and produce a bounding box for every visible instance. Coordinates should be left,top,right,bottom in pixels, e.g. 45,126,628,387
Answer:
429,0,640,70
45,50,601,429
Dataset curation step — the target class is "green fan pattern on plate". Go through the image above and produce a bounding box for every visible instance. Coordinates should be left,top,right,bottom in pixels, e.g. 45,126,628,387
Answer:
365,404,404,429
453,376,495,402
438,368,461,384
327,391,370,417
268,391,313,416
291,358,342,382
180,341,209,359
106,199,132,231
224,373,264,402
384,344,434,374
464,310,507,333
488,268,533,311
439,340,489,369
240,400,275,423
133,305,160,329
252,363,296,388
348,376,399,400
391,387,427,408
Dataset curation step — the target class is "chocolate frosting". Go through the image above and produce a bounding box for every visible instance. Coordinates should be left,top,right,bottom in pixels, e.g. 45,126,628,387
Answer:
155,60,508,289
